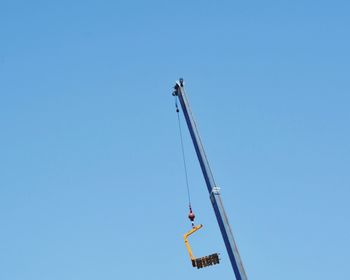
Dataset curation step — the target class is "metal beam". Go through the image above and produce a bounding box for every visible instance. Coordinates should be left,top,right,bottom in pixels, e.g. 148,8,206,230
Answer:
173,79,248,280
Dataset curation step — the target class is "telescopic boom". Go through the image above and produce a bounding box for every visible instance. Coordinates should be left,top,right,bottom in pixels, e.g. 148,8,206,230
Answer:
173,79,248,280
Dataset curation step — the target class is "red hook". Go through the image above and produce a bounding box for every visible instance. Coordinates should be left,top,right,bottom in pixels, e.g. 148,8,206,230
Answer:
188,206,195,227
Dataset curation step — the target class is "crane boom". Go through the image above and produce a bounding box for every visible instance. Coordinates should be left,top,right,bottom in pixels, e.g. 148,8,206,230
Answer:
173,79,248,280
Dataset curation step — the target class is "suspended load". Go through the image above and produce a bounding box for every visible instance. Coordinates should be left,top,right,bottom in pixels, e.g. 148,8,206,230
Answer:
184,224,220,269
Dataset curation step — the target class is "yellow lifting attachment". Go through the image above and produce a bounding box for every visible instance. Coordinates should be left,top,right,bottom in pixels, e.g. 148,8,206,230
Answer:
183,224,220,269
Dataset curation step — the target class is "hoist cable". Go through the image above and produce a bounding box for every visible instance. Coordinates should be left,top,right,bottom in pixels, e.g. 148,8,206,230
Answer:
175,98,192,207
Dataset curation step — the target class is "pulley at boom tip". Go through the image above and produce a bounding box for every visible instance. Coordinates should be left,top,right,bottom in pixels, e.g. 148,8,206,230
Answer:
172,78,184,96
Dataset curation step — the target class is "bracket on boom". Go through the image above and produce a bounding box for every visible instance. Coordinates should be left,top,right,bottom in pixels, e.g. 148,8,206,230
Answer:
184,224,220,269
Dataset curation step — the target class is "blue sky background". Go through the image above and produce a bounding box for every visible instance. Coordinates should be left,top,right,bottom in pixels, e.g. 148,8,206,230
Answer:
1,0,349,279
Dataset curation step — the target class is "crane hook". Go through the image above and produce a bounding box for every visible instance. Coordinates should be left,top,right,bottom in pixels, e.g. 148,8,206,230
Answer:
188,206,195,227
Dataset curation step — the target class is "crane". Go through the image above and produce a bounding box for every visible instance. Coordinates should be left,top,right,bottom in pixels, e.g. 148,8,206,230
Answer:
172,78,248,280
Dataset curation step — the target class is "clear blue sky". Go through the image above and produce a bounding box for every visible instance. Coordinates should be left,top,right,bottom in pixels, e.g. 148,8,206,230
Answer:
1,0,349,279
